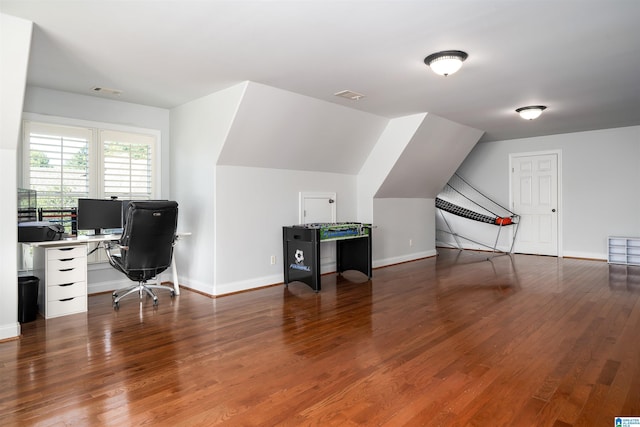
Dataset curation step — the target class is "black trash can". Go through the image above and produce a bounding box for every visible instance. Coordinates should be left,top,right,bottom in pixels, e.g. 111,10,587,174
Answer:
18,276,39,323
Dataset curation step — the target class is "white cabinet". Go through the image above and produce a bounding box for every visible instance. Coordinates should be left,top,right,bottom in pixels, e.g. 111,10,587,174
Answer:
607,236,640,265
34,244,87,318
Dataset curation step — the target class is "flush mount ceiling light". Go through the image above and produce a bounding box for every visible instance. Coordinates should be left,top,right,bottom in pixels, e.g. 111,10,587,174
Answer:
424,50,468,76
516,105,547,120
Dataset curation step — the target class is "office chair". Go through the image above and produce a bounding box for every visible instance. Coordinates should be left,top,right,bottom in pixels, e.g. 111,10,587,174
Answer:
105,201,179,309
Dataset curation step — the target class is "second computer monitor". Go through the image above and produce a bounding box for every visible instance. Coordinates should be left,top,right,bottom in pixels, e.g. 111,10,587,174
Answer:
77,198,124,235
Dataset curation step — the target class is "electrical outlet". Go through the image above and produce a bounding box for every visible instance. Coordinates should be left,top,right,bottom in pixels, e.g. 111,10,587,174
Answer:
409,239,413,247
270,255,276,265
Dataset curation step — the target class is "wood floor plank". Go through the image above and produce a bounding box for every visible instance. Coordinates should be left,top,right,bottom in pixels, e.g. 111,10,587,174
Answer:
2,249,640,426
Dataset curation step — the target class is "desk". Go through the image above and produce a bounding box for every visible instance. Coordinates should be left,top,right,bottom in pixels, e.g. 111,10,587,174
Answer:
30,232,190,318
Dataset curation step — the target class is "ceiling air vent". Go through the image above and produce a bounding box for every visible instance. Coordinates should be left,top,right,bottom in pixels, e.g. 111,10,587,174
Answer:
91,86,123,96
334,90,365,100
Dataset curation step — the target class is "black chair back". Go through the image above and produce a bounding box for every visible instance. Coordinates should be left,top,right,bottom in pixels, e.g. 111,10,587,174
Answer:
119,201,178,282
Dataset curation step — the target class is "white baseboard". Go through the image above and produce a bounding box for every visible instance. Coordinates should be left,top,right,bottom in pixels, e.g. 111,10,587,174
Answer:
0,322,21,341
562,250,606,261
214,273,283,296
171,253,442,297
88,279,129,295
176,276,214,296
374,250,437,268
210,260,341,296
88,270,190,295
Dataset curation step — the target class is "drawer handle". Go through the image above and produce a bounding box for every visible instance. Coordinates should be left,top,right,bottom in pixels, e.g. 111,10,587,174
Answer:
59,268,75,272
58,248,75,251
59,258,74,262
59,297,74,302
294,234,302,240
59,283,75,287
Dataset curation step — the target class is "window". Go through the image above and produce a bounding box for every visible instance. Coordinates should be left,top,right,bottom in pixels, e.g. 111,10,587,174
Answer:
101,130,155,200
25,122,92,209
22,120,160,232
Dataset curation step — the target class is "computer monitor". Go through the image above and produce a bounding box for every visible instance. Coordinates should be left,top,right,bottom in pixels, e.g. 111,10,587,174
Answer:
77,198,124,235
18,188,37,223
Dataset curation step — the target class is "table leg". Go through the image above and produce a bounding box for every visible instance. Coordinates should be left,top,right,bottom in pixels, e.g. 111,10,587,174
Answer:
171,256,180,295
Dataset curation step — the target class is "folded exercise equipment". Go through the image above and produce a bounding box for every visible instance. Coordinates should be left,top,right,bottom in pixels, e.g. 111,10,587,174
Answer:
436,173,520,257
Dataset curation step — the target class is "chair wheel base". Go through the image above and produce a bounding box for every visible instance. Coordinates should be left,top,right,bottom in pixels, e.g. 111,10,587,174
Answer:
111,283,174,309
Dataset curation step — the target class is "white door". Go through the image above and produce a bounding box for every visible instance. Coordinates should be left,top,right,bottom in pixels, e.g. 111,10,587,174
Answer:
299,192,337,270
511,152,559,256
299,192,336,224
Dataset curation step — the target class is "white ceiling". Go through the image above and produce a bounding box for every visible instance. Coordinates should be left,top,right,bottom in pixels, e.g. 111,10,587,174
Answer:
3,0,640,142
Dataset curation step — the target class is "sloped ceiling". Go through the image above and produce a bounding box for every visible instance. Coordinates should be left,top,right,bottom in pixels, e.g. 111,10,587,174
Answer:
215,82,483,197
217,82,389,174
375,114,483,198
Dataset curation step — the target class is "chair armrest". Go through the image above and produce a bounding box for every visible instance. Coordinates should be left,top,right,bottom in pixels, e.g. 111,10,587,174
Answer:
105,241,128,250
104,241,127,269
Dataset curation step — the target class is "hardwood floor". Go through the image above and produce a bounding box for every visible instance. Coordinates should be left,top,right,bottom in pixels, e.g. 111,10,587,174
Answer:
2,249,640,426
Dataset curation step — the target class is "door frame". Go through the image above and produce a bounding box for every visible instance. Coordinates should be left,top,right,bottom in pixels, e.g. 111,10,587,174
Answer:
299,192,337,224
509,149,563,257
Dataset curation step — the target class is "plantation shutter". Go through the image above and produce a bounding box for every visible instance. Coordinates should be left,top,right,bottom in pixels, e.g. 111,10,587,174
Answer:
25,122,91,209
100,130,155,200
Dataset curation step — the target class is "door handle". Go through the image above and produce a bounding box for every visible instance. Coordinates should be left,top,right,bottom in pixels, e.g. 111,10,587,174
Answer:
552,209,556,212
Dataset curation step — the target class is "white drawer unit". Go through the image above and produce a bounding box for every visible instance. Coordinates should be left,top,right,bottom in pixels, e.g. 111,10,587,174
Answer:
34,244,88,319
607,236,640,266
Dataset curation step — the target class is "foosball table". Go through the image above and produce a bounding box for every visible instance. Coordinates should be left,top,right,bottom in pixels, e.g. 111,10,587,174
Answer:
282,222,373,292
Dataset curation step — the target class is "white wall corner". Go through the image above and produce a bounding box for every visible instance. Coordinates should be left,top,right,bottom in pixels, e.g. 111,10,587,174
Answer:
170,82,248,298
375,113,484,199
0,13,33,340
357,113,427,222
1,13,33,150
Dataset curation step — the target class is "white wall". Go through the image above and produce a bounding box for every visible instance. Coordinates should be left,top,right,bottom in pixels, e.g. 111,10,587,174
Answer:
357,114,426,223
192,89,481,295
170,83,248,295
0,13,32,340
373,198,436,267
452,125,640,259
355,114,441,269
1,148,20,340
375,114,483,198
170,82,364,296
356,113,480,268
215,165,357,294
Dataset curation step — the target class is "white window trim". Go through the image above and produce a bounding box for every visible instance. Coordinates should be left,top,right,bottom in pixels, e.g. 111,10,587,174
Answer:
21,112,162,198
